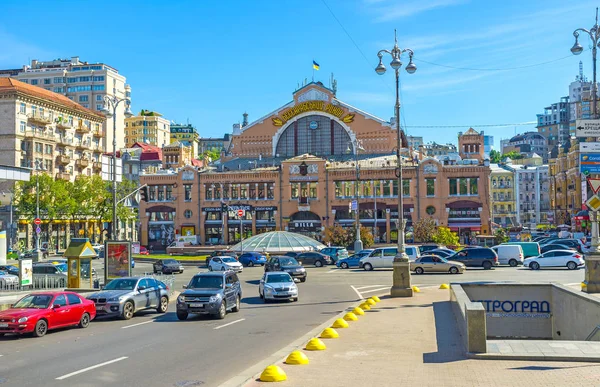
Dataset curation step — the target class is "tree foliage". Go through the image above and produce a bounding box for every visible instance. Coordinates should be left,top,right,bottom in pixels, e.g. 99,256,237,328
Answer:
432,226,459,246
489,149,501,163
502,150,523,160
201,148,222,163
323,225,374,249
494,228,509,244
413,218,437,243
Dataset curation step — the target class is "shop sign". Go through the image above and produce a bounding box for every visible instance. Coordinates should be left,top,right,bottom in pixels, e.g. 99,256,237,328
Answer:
202,207,222,213
272,100,355,126
448,208,480,218
474,299,550,318
581,153,600,175
254,206,277,211
227,204,252,212
19,259,32,286
181,170,195,180
288,221,320,232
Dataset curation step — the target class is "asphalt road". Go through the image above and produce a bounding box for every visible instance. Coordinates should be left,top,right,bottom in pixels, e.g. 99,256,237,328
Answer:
0,262,586,387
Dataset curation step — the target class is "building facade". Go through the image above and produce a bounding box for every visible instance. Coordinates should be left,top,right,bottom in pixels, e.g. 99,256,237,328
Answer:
170,123,199,156
0,57,130,151
419,142,458,158
458,128,485,161
490,164,516,227
199,135,230,156
407,135,423,150
124,111,170,148
483,134,494,159
512,162,550,229
0,78,105,181
502,132,548,162
549,141,585,230
536,97,570,147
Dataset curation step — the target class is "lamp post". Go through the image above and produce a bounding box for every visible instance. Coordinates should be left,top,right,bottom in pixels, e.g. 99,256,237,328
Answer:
375,29,417,298
101,96,133,241
348,140,364,252
33,160,46,262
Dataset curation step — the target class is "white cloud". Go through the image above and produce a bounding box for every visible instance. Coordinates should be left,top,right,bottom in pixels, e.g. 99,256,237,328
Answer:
366,0,468,22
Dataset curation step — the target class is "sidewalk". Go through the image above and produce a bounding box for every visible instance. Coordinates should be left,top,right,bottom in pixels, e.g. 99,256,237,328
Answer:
244,288,600,387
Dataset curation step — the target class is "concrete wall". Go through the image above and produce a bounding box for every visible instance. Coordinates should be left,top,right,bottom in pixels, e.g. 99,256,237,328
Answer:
462,283,553,339
552,284,600,341
450,284,487,353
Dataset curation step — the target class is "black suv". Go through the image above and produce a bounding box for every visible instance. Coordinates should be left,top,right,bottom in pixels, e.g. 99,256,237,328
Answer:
265,256,307,282
177,271,242,320
296,252,331,267
448,247,498,269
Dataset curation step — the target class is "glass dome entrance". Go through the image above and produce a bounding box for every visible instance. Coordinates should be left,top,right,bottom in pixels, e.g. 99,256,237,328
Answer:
229,231,325,253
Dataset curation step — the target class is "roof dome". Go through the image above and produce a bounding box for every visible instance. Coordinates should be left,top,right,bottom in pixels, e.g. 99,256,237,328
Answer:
229,231,326,253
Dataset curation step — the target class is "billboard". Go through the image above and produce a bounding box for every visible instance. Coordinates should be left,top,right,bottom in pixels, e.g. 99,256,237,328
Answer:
131,242,140,254
19,259,32,286
580,153,600,175
105,241,131,280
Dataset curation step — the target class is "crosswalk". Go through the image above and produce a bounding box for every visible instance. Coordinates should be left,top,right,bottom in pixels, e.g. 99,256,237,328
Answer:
351,284,388,299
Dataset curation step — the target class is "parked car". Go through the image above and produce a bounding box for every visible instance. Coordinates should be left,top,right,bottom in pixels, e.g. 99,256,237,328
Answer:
264,256,307,282
447,247,498,269
500,242,540,258
550,239,586,253
153,259,184,274
405,246,421,261
284,252,299,258
421,248,454,258
410,255,465,274
238,252,267,267
177,271,241,320
360,247,397,271
138,246,150,255
491,245,524,267
0,264,19,276
32,263,67,286
418,244,446,254
319,247,349,263
524,250,585,270
86,277,169,320
337,249,374,269
0,270,19,287
540,243,576,254
296,252,331,267
20,249,49,260
208,256,243,273
0,292,96,337
259,271,298,302
205,250,239,266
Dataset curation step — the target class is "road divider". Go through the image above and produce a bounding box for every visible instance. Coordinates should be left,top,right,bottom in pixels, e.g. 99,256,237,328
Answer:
343,312,358,321
352,307,365,315
305,338,327,351
55,356,128,380
412,285,421,293
332,318,349,328
439,284,450,289
371,296,381,302
366,298,376,306
359,302,371,310
319,327,339,339
259,365,287,382
285,350,309,365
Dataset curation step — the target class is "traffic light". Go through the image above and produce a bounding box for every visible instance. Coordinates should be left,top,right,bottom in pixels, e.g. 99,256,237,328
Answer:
140,186,148,202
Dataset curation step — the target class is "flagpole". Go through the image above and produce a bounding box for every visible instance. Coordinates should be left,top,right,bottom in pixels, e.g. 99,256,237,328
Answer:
312,66,314,82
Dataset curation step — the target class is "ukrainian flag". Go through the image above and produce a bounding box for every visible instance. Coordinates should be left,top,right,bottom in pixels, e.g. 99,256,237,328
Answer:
313,60,320,70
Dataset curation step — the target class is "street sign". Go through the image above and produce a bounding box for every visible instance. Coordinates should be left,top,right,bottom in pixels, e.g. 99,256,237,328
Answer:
351,200,358,211
580,142,600,153
589,178,600,194
581,153,600,175
34,218,41,225
576,119,600,137
348,202,352,212
586,195,600,212
237,209,245,218
35,227,41,234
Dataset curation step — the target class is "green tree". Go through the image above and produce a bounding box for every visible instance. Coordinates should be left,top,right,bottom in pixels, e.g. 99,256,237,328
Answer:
432,226,459,246
347,227,375,248
494,228,509,244
489,149,501,163
201,148,221,163
323,225,352,248
413,218,436,243
502,150,524,160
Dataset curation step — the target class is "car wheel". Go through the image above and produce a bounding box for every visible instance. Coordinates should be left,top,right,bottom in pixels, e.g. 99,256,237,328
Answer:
176,311,188,321
293,297,298,302
341,262,349,269
300,278,306,283
220,266,226,271
33,319,47,337
449,266,459,274
79,312,90,328
530,261,540,270
232,295,241,312
259,290,263,299
415,267,424,274
248,261,254,267
483,261,492,270
216,301,226,319
315,260,323,267
363,263,373,271
208,266,213,271
153,268,157,274
122,301,134,320
157,296,168,313
567,261,577,270
509,259,518,267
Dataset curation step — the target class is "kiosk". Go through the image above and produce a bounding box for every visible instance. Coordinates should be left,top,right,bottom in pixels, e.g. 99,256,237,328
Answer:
63,238,97,289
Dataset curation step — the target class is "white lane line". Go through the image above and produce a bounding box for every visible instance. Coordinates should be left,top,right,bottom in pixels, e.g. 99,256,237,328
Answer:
351,285,363,300
56,356,128,380
326,269,339,273
355,285,386,290
214,318,245,330
565,283,582,286
121,320,153,329
361,287,389,294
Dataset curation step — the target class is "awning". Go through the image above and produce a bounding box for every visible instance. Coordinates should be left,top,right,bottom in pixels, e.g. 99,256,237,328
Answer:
448,222,482,231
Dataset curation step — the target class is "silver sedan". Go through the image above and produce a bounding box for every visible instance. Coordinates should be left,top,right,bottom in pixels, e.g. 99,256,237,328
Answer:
259,271,298,302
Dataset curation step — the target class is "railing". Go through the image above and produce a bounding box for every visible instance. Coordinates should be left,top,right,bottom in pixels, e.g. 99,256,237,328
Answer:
76,158,90,168
92,131,105,138
27,112,52,125
93,161,102,170
57,154,70,164
55,172,71,181
0,275,67,293
56,120,72,129
76,124,91,133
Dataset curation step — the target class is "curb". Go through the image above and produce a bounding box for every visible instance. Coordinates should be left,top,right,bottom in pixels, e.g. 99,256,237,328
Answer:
218,298,365,387
467,352,600,363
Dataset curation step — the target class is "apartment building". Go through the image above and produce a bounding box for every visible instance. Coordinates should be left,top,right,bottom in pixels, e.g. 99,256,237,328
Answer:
170,122,199,156
536,97,570,147
124,110,170,148
490,164,516,227
0,57,131,151
502,132,548,162
0,78,105,181
549,141,584,231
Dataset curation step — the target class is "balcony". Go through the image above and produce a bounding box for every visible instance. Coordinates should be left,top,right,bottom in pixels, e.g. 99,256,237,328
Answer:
92,130,105,138
76,158,90,168
58,136,74,146
27,112,52,126
55,172,71,181
57,154,70,165
55,119,72,130
75,123,90,134
93,162,102,171
23,129,55,140
75,141,91,149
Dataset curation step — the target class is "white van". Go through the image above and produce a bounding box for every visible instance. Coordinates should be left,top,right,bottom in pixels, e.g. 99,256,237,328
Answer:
491,245,524,267
360,246,420,271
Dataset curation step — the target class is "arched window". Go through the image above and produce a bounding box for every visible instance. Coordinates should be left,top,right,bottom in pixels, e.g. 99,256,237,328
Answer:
275,115,351,157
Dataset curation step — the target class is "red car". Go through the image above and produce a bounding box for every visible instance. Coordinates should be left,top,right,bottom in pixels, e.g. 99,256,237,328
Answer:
139,246,150,255
0,291,96,338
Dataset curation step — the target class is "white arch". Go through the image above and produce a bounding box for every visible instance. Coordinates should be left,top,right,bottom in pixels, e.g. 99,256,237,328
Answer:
271,111,357,156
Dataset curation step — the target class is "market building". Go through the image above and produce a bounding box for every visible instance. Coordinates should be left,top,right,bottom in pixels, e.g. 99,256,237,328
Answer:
138,82,492,250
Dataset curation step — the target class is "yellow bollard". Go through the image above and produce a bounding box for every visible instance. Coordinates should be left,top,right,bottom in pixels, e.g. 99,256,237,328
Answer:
582,282,588,289
439,284,450,289
343,312,358,321
305,337,327,351
371,296,381,302
412,285,421,293
332,318,349,328
353,307,365,315
366,298,376,306
285,350,309,365
359,302,371,310
319,327,339,339
260,365,287,382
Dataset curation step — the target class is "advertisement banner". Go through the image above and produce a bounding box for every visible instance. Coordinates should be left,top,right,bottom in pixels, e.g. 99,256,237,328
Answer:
576,119,600,137
105,241,131,280
19,259,32,286
580,153,600,175
131,242,140,254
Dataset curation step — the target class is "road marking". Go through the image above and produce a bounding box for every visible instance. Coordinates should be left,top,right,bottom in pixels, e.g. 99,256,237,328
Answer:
565,283,582,286
355,285,386,290
350,285,363,299
326,269,339,273
121,320,153,329
214,318,245,330
55,356,128,380
361,287,389,294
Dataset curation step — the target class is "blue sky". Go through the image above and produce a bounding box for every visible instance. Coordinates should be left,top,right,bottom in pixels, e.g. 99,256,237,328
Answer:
0,0,597,149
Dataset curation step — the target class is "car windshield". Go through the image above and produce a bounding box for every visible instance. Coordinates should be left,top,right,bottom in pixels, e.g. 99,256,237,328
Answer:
164,259,178,264
0,271,7,276
222,257,237,263
189,276,223,289
104,278,138,290
279,258,299,266
14,294,53,309
55,263,67,272
267,274,292,283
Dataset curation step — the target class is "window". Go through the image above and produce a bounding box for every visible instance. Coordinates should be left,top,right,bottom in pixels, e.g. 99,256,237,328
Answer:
44,78,51,85
149,186,156,201
19,121,26,132
66,294,81,305
20,103,26,114
67,85,92,92
449,178,457,195
79,76,90,82
157,186,164,201
205,186,213,200
184,184,192,201
53,295,67,307
54,87,64,93
184,210,192,218
79,95,89,102
96,95,103,101
96,104,103,110
470,178,478,195
53,77,64,83
93,76,105,81
93,85,105,91
402,179,409,196
166,185,172,200
45,144,52,154
309,182,317,198
30,79,38,85
426,179,435,196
